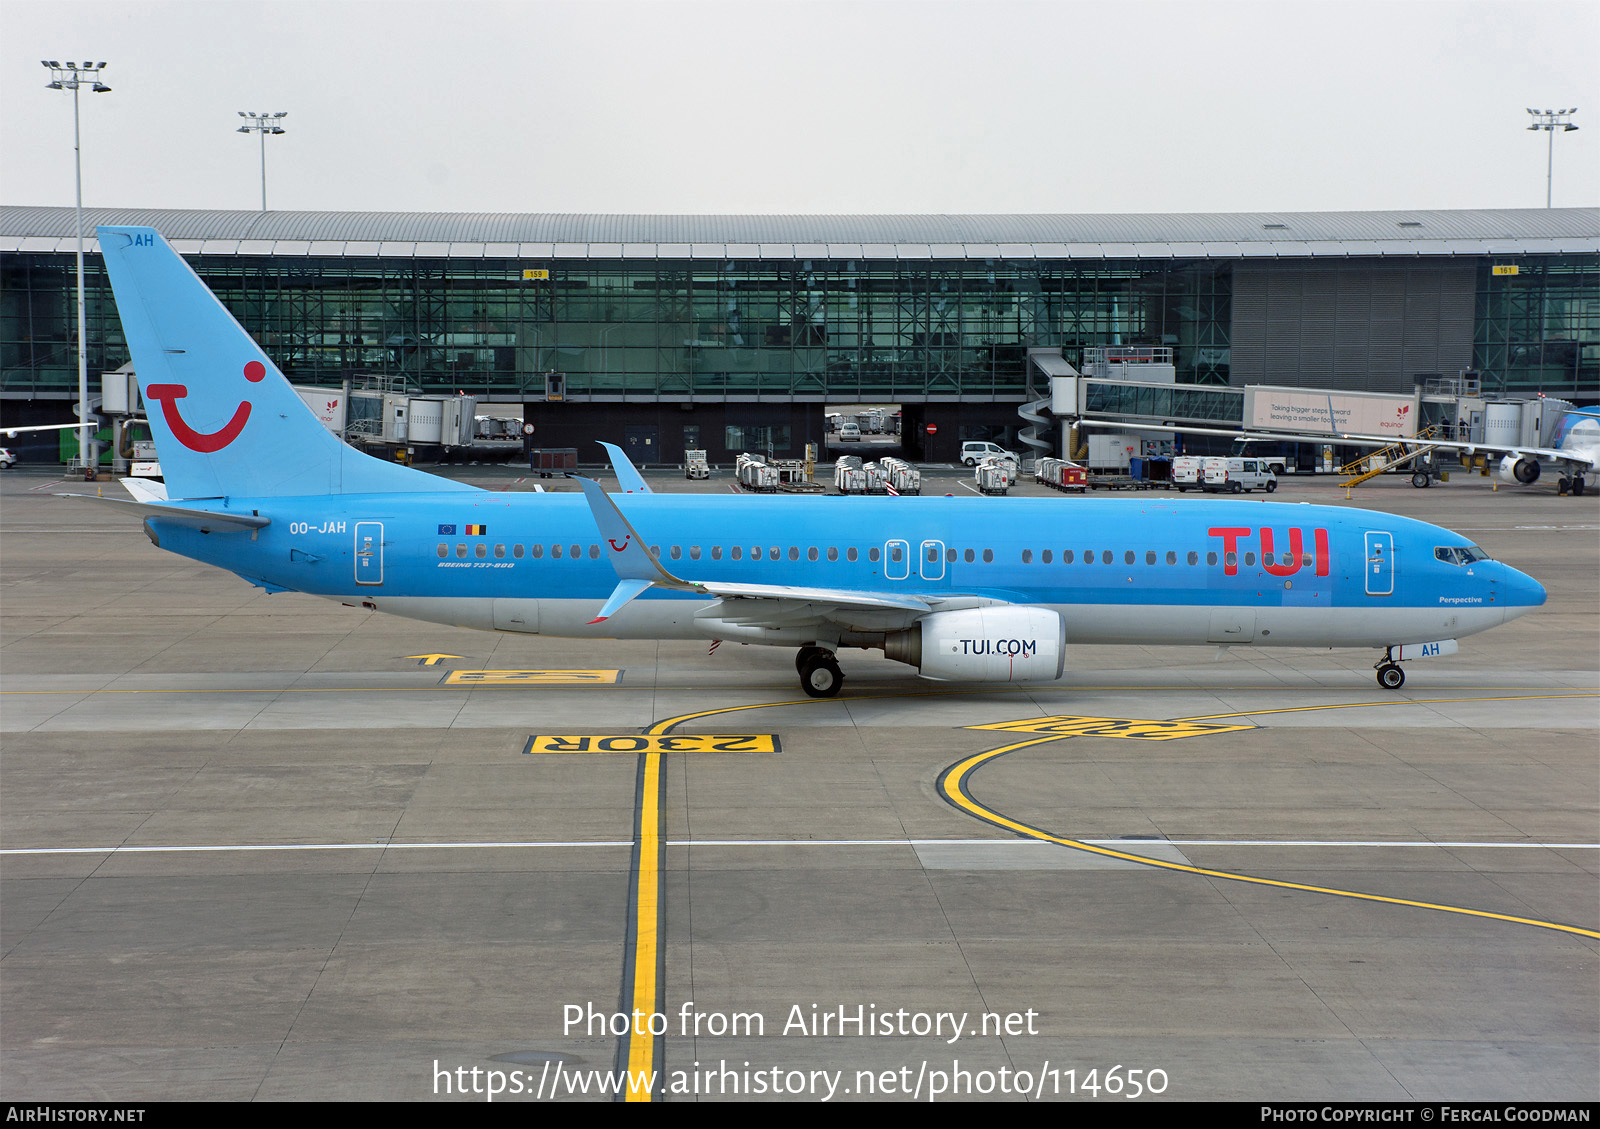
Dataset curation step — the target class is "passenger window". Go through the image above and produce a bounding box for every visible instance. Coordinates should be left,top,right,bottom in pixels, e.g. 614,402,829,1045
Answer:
982,549,994,563
926,546,937,563
789,547,799,561
1244,552,1255,566
1022,549,1033,563
513,544,524,559
475,544,487,559
690,546,701,560
1102,551,1113,564
890,545,903,563
808,547,818,562
869,548,880,562
827,547,838,562
711,546,722,560
1042,550,1052,564
1125,551,1135,566
769,547,780,561
848,547,859,562
1187,551,1198,565
1302,553,1313,566
1264,551,1275,565
456,544,467,558
670,546,682,560
494,544,505,558
1207,551,1217,566
437,544,447,558
531,544,543,559
1063,550,1074,564
553,544,563,558
750,545,760,559
1145,551,1156,565
1166,551,1176,565
964,548,975,563
1225,551,1237,567
574,545,584,559
946,548,956,563
731,546,742,560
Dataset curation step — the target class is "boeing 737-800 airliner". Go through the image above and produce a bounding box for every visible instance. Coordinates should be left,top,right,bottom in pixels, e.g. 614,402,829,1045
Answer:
76,227,1547,698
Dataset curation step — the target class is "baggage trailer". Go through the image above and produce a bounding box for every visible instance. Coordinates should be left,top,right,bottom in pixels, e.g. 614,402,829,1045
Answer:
529,447,578,477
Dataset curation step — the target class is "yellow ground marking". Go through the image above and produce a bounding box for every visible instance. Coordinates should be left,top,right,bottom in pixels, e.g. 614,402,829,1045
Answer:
441,669,620,685
526,734,778,754
407,653,460,666
624,749,663,1102
938,735,1600,942
966,714,1257,740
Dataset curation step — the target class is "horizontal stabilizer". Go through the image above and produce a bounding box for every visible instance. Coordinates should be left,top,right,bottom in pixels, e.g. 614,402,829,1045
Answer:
59,493,269,532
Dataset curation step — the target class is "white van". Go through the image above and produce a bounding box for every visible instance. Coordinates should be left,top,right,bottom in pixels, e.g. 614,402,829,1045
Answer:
1172,456,1204,490
961,440,1018,467
1201,457,1278,494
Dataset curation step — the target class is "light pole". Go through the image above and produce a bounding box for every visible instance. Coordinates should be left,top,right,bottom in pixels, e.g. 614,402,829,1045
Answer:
237,111,287,211
43,60,111,474
1526,108,1578,208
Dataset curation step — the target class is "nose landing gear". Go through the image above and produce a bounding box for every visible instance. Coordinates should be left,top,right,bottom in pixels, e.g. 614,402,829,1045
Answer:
1375,647,1405,689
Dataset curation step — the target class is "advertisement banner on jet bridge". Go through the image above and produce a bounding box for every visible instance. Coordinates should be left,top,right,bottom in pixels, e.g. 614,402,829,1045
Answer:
1244,386,1418,437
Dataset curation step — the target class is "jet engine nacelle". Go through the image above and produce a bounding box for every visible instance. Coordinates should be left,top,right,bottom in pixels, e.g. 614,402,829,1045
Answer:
1497,454,1541,485
884,607,1066,682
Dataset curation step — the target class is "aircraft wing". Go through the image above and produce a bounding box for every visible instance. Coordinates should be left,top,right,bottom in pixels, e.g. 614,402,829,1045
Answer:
572,474,936,628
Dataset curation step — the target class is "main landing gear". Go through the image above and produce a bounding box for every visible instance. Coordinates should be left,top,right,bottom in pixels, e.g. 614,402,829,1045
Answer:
1375,647,1405,690
1557,476,1587,496
795,646,844,698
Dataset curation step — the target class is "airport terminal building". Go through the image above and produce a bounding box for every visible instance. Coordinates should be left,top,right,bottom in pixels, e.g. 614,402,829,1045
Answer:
1,205,1595,462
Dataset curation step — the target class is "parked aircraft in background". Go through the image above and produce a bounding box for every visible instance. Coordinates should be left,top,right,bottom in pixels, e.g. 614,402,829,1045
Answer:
71,227,1546,697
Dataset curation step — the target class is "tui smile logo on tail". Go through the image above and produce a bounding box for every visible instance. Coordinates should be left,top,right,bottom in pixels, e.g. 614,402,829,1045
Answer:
145,361,266,452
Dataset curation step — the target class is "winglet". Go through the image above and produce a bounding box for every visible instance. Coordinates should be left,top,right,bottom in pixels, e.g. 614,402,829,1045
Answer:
598,442,653,493
588,577,654,624
570,475,702,592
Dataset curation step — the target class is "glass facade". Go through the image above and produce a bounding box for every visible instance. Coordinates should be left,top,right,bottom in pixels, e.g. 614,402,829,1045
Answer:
4,250,1594,403
1475,255,1600,400
1,253,1231,400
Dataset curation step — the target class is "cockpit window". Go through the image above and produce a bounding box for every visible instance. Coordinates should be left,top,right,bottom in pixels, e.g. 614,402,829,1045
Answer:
1434,545,1491,565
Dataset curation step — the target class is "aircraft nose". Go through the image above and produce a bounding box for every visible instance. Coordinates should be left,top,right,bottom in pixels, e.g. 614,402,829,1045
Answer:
1498,564,1547,610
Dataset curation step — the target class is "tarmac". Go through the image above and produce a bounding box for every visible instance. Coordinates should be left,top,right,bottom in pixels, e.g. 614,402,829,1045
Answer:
1,462,1596,1102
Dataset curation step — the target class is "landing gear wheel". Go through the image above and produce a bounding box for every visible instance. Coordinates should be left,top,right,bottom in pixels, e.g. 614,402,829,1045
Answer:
1574,477,1587,496
800,653,844,698
1376,663,1405,690
1411,471,1430,488
1558,477,1572,495
795,646,826,674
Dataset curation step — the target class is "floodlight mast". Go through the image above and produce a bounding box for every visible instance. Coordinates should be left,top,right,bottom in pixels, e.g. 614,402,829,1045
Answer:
237,111,288,211
42,61,111,472
1526,108,1579,208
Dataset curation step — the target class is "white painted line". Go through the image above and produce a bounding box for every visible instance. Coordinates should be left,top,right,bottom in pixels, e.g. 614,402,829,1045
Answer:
4,837,1595,856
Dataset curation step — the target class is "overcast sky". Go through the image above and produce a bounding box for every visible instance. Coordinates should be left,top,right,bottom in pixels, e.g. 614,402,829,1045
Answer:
3,0,1596,217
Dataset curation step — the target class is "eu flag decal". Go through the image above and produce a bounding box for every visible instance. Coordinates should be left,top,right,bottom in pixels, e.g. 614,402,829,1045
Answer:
438,524,456,535
466,524,488,536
